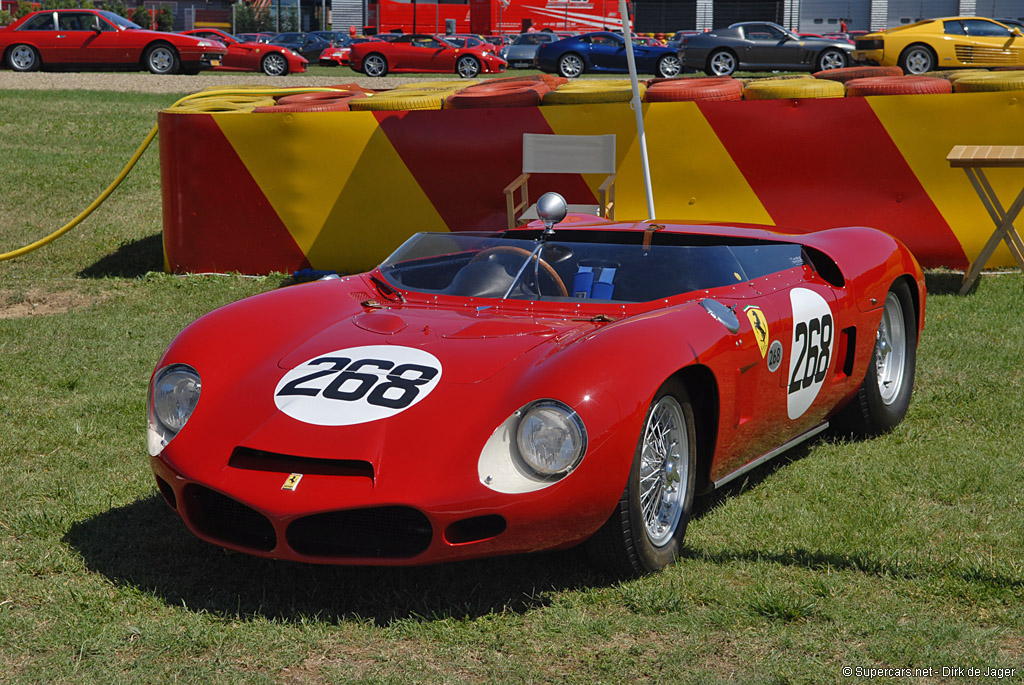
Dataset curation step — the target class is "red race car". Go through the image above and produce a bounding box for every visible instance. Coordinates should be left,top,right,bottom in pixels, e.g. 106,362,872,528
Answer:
318,36,380,67
147,196,924,576
350,33,507,77
1,9,226,74
182,28,307,76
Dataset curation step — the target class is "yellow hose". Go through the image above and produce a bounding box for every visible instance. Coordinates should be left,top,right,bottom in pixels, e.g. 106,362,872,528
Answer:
0,87,346,262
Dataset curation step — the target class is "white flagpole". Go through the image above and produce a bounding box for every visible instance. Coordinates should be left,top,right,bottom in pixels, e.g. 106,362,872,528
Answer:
618,0,655,220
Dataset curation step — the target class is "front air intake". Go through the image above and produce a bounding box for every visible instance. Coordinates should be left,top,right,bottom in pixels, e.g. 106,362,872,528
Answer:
183,484,276,552
286,507,432,558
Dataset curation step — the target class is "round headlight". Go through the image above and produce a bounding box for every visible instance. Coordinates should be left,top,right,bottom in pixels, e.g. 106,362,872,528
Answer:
516,401,586,476
153,364,201,433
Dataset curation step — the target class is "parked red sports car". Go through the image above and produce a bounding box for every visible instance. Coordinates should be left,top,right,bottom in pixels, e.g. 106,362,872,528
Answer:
147,196,924,576
318,36,380,67
182,28,307,76
0,9,226,74
350,33,507,77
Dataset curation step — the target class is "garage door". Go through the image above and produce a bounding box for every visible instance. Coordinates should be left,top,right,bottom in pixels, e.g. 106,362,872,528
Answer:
799,0,870,33
887,0,956,28
634,0,698,32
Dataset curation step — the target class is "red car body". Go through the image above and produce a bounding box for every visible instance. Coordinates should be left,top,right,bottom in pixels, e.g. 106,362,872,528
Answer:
319,36,380,66
148,213,924,575
0,9,226,73
350,33,507,77
182,28,307,76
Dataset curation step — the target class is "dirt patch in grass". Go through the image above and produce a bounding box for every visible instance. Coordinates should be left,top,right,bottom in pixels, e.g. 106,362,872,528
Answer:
0,288,106,319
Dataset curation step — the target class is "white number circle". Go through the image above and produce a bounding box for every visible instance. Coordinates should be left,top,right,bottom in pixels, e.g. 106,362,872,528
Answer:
787,288,834,420
274,345,442,426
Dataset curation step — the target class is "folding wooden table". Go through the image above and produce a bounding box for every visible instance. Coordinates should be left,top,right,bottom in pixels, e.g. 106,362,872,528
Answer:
946,145,1024,295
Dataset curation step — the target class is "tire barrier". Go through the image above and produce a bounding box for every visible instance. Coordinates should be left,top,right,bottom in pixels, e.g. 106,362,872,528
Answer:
922,69,989,82
645,77,743,102
813,65,904,82
845,76,953,97
444,82,550,109
253,93,369,113
543,80,644,105
952,71,1024,93
742,78,846,100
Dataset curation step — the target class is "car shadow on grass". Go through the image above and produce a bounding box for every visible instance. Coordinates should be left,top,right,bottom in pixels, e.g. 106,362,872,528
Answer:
78,233,164,279
62,494,611,625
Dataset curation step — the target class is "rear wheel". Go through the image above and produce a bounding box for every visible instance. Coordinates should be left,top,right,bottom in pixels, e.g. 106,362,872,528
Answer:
7,44,41,72
261,52,289,76
656,54,682,78
144,44,179,74
898,44,935,74
362,53,388,77
817,48,847,71
586,380,697,577
835,280,917,436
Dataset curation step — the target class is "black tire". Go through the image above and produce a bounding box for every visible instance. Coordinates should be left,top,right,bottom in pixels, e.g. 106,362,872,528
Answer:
835,280,917,436
586,379,697,577
898,44,936,75
261,52,289,76
558,53,585,78
817,48,847,71
6,44,41,72
456,55,481,78
362,53,388,77
707,49,737,76
143,43,180,74
656,54,682,78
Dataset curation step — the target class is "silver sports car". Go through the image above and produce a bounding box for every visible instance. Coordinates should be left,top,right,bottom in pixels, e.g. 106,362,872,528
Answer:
678,21,855,76
498,32,558,68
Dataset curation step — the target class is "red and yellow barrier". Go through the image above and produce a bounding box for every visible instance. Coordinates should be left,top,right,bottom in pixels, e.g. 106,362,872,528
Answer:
159,90,1024,274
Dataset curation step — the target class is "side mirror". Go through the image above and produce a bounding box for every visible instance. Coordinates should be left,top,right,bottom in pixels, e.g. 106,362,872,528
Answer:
1014,27,1023,37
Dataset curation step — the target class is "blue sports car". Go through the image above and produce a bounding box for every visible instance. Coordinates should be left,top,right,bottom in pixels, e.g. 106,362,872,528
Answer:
536,31,683,78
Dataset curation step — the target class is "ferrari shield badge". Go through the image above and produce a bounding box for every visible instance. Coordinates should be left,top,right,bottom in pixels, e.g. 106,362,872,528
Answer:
744,305,770,358
282,473,303,491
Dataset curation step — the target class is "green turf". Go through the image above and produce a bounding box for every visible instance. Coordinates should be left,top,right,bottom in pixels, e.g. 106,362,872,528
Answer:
1,88,1022,683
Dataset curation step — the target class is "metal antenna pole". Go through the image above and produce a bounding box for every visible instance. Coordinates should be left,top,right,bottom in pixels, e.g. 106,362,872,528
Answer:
618,0,655,220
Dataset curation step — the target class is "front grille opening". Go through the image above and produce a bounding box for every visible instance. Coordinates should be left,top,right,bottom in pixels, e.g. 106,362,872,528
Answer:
183,484,276,552
444,515,506,545
286,506,432,558
156,475,177,510
229,447,374,480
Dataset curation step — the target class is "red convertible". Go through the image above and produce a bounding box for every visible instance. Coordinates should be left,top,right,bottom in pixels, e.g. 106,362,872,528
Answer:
147,196,924,576
182,28,307,76
350,33,507,77
1,9,226,74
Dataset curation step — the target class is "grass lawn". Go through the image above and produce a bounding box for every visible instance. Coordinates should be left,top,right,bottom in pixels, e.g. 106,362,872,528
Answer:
1,88,1023,683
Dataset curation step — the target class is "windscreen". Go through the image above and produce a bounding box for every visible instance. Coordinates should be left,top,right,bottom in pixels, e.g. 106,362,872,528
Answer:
379,233,805,303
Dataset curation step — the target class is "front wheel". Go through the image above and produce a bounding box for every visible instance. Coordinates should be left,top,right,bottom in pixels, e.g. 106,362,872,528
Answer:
456,55,481,78
362,53,388,77
261,52,289,76
835,280,917,436
817,48,847,71
898,44,935,74
586,380,697,577
7,44,41,72
144,44,180,74
558,53,585,78
656,53,682,78
707,49,737,76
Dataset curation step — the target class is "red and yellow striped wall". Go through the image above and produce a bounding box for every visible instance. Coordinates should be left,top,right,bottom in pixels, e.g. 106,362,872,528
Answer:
159,91,1024,274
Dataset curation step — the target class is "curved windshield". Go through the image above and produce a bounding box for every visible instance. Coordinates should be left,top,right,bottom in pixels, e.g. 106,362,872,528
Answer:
98,10,142,29
379,233,804,303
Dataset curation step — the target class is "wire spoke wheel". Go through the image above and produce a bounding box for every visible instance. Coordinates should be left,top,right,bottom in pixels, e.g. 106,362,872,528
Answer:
874,291,907,405
639,396,688,546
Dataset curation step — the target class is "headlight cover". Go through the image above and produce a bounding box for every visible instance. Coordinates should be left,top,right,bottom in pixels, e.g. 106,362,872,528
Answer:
478,399,587,494
147,364,201,456
516,401,586,477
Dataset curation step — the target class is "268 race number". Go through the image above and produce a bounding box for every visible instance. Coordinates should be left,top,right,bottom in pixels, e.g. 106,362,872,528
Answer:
274,346,443,426
788,314,833,394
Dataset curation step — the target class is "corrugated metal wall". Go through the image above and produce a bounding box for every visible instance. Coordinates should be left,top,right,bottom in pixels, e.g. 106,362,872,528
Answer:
798,0,871,31
634,0,699,31
712,0,786,26
886,0,957,26
332,0,364,31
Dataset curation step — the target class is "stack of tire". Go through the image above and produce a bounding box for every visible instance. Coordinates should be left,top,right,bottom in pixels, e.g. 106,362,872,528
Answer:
444,75,568,109
252,84,371,113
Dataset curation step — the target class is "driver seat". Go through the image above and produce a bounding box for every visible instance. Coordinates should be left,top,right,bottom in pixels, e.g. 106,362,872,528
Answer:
504,134,617,230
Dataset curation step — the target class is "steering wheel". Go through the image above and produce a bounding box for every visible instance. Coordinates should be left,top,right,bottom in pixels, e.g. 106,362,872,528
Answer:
470,246,568,297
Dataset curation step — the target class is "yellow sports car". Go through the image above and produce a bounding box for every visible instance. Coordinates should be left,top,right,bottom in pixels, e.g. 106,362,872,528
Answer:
852,17,1024,74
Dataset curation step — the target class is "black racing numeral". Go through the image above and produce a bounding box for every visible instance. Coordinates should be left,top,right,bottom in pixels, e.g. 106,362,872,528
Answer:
788,313,833,395
277,357,437,410
277,357,351,396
